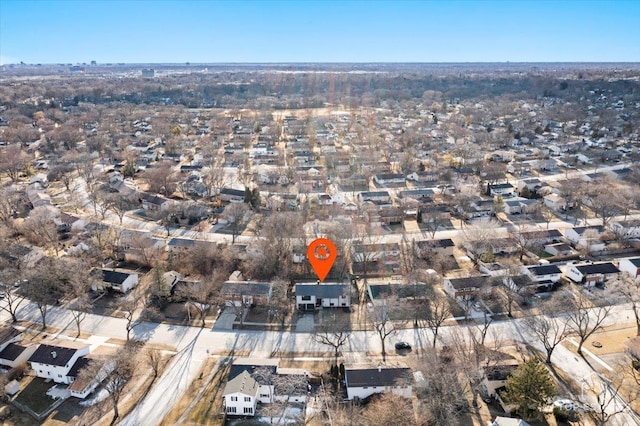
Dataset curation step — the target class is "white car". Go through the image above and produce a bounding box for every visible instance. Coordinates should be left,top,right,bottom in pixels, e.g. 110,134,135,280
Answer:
553,399,578,412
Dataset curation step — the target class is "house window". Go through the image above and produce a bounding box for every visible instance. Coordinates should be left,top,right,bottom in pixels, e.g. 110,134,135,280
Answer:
244,407,253,414
260,393,269,398
58,374,62,378
244,396,251,402
330,302,335,307
301,295,311,301
230,396,238,401
227,407,236,414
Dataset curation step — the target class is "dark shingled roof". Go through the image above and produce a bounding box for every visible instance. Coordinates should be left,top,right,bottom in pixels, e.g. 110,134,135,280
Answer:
0,343,29,361
28,344,79,367
628,258,640,267
228,364,278,384
295,283,349,298
527,264,562,276
345,367,411,388
368,283,429,300
575,262,620,275
102,269,132,285
447,275,490,290
67,356,90,378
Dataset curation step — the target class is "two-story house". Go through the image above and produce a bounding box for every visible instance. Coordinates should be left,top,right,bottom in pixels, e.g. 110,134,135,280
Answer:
223,370,259,417
443,275,490,300
27,341,90,385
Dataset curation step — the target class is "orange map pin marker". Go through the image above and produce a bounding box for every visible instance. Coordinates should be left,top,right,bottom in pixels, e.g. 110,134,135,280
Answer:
307,238,337,282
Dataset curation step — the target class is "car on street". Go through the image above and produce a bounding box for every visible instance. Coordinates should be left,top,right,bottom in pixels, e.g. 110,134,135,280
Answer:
395,341,411,351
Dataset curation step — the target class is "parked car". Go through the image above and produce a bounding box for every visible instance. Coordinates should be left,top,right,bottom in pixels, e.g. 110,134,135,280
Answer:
395,342,411,351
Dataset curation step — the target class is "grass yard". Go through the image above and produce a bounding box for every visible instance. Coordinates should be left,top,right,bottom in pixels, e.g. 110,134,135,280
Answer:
14,377,58,415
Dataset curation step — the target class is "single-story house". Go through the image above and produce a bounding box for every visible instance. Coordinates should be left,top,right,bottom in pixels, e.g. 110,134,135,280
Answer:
565,262,620,286
489,183,515,197
480,363,519,398
373,173,406,187
295,283,350,310
219,188,246,203
543,193,567,211
610,219,640,239
503,198,538,215
564,226,606,253
444,275,490,299
139,193,171,211
544,242,575,257
619,257,640,278
95,269,139,293
220,281,273,307
345,366,412,401
522,264,563,283
358,191,391,205
367,283,429,306
414,238,455,259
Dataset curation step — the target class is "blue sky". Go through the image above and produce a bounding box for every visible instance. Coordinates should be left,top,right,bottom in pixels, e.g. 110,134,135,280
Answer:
1,0,639,64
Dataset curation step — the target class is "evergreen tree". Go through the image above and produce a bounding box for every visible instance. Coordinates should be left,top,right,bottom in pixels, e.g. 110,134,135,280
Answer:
503,358,556,420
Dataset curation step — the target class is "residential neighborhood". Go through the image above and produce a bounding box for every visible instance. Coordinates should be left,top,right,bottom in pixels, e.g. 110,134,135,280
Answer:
1,51,640,426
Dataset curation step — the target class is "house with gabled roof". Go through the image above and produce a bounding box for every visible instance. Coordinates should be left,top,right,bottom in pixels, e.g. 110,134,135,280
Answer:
220,280,273,307
444,275,490,299
95,269,139,293
344,365,412,400
564,225,607,253
223,370,259,417
27,341,90,385
295,282,350,310
565,262,620,286
619,257,640,278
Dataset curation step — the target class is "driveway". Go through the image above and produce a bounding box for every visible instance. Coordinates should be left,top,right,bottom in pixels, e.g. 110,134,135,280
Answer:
213,307,237,330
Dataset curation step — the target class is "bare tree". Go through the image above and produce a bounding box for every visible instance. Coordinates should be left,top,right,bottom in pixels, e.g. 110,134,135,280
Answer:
105,192,139,224
523,314,568,364
581,369,639,426
314,313,351,361
0,187,23,228
584,181,620,227
0,268,26,323
610,273,640,336
461,218,500,266
566,294,611,356
368,304,398,361
426,294,450,347
142,160,178,196
176,274,221,327
0,144,29,182
121,292,143,341
23,257,70,330
20,206,61,255
269,278,291,327
201,160,228,197
146,348,163,381
67,260,98,337
78,341,139,426
221,202,250,243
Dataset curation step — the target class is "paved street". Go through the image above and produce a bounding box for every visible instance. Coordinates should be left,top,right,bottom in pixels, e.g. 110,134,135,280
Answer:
3,298,639,425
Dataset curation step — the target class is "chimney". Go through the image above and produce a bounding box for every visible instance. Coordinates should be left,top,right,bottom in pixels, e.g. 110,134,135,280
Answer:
51,351,57,359
378,366,382,372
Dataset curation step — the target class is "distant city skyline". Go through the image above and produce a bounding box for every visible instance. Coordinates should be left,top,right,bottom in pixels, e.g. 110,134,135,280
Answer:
1,0,639,65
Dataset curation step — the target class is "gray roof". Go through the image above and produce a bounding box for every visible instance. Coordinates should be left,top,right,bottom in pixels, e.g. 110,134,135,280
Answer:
626,257,640,267
102,269,134,285
221,281,272,297
345,367,411,388
223,370,258,396
295,283,349,298
447,275,490,290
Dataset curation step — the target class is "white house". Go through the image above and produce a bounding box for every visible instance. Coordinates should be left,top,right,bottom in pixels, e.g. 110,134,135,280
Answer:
565,262,620,286
610,219,640,239
68,358,114,399
139,193,171,211
443,275,489,299
564,225,606,253
223,370,259,417
95,269,139,293
295,283,350,310
0,326,37,369
489,183,515,197
27,341,90,385
618,257,640,278
522,264,563,283
543,193,567,211
345,366,412,400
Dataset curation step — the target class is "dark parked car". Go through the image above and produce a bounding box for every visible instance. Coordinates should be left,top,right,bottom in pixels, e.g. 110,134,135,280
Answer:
395,342,411,350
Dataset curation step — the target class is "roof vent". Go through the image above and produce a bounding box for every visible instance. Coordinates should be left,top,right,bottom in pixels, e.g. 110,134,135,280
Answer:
51,351,57,359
